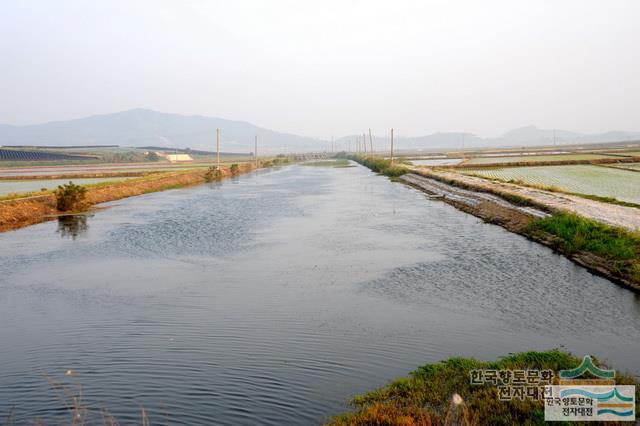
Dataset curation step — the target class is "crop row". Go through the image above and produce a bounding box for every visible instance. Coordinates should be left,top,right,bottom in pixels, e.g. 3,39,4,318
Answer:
463,164,640,204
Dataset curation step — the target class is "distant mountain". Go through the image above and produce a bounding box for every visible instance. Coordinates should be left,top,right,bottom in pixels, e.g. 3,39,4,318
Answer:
496,125,579,144
2,110,638,153
0,109,324,154
337,125,640,152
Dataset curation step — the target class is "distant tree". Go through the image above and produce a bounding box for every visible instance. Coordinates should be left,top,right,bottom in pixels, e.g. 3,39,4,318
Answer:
204,166,223,182
146,151,160,161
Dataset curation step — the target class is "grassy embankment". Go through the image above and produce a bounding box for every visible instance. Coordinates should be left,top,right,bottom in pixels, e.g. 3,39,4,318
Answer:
328,350,639,426
405,169,640,289
526,213,640,283
0,162,260,232
343,155,409,177
302,159,354,168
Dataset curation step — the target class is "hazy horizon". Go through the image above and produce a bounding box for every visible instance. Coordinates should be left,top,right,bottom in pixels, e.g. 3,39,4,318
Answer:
1,1,639,139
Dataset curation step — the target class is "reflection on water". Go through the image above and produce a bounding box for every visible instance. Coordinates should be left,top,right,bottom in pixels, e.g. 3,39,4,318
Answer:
0,164,639,425
56,214,90,239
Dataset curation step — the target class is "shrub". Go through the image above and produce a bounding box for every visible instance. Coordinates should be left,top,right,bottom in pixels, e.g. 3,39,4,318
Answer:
55,181,87,211
146,151,160,161
349,155,408,177
204,166,223,182
230,163,240,176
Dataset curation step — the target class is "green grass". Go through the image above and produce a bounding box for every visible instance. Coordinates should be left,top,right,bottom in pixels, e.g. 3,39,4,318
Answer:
345,155,409,177
302,159,353,168
527,213,640,261
462,165,640,204
328,350,639,426
526,213,640,283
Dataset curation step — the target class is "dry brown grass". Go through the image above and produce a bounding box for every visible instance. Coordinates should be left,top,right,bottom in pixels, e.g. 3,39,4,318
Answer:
0,163,257,233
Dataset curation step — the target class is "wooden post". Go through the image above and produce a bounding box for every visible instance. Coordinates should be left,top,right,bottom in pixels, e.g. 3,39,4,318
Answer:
390,128,394,166
368,128,373,154
254,135,258,167
216,128,221,170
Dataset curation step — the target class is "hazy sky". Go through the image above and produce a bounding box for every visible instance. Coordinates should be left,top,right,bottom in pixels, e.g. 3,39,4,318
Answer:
1,0,638,138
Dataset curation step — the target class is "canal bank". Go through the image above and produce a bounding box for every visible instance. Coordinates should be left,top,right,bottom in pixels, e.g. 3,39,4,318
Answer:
2,164,640,424
0,163,257,233
400,170,640,292
343,155,639,291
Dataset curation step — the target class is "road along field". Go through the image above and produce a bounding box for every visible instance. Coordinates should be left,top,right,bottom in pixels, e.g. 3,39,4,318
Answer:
461,164,640,204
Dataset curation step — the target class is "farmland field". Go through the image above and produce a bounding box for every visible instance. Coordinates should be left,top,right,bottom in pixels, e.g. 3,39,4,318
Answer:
607,163,640,172
411,158,464,166
612,151,640,157
608,162,640,171
465,153,616,165
0,177,132,196
463,164,640,203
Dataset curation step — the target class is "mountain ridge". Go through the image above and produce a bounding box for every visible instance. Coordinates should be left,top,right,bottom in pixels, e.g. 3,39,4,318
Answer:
1,110,639,152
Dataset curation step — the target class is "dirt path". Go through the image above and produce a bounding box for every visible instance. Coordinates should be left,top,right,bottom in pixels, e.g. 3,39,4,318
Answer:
411,168,640,231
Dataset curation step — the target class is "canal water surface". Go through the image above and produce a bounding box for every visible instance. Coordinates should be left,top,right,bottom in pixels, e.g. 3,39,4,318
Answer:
1,164,639,424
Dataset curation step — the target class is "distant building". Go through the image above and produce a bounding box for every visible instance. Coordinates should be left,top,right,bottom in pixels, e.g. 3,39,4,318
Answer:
157,152,194,163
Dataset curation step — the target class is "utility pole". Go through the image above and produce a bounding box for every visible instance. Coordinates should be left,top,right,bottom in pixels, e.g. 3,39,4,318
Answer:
216,128,221,170
368,128,373,154
331,136,334,153
348,140,351,152
363,133,367,154
390,128,395,166
254,135,258,167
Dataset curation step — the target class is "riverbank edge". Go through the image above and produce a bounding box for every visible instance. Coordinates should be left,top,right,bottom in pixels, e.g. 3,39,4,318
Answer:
326,350,640,425
336,152,638,290
399,170,640,292
0,163,258,233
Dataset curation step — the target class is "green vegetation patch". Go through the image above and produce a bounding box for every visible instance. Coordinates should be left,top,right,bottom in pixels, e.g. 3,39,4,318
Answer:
55,181,87,211
344,155,409,177
527,213,640,262
328,350,639,426
302,159,354,168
